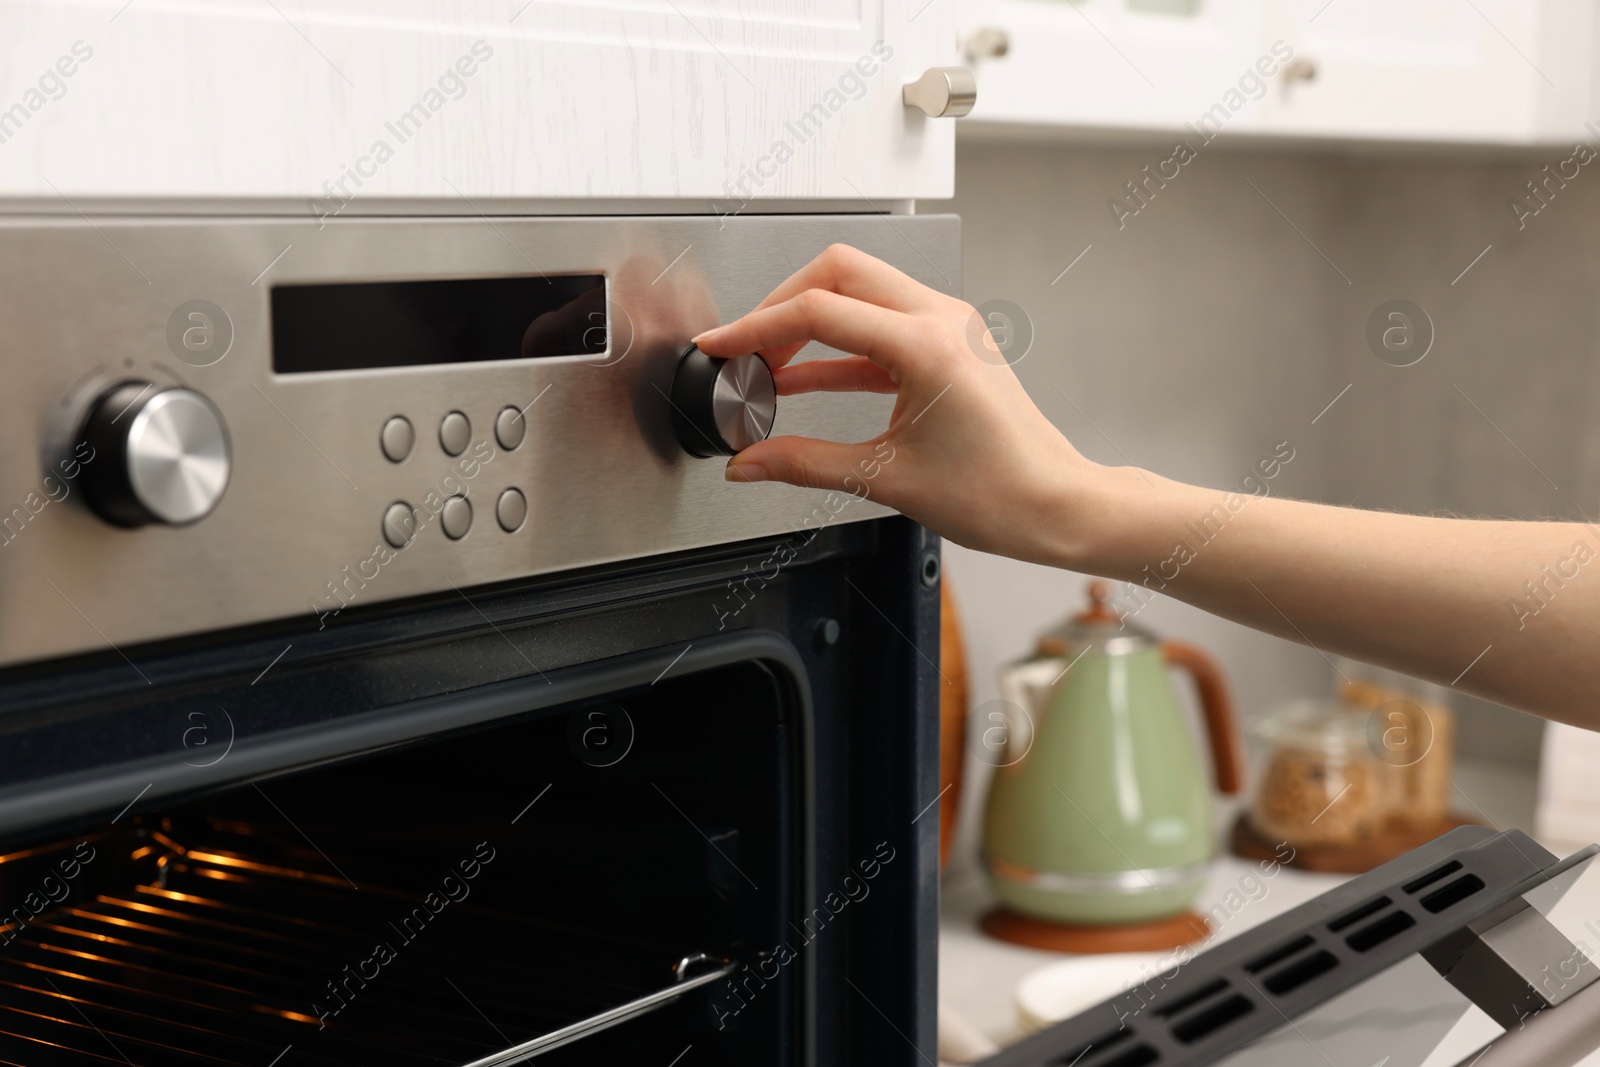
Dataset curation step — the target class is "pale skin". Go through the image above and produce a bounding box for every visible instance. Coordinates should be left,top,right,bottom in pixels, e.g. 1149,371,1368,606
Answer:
693,244,1600,729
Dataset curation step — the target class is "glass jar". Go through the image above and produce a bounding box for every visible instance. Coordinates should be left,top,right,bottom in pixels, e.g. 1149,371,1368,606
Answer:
1334,659,1455,828
1250,700,1391,849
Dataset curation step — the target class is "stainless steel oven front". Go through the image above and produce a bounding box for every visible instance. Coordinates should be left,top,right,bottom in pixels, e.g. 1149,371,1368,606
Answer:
0,212,957,667
0,213,959,1067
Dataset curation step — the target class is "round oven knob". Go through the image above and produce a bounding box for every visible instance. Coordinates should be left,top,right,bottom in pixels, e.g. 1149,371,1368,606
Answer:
669,345,776,458
79,381,232,527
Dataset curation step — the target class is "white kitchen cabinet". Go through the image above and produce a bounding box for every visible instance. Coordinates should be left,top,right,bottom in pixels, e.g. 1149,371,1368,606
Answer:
1260,0,1597,145
958,0,1275,136
958,0,1599,147
0,0,958,205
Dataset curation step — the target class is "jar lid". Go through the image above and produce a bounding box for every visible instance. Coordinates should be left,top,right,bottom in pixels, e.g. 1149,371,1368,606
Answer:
1254,698,1371,756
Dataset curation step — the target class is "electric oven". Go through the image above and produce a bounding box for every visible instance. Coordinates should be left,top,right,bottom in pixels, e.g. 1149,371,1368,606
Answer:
0,213,960,1066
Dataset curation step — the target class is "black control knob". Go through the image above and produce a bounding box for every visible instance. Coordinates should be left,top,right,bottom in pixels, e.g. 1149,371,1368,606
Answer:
669,345,776,458
79,380,232,527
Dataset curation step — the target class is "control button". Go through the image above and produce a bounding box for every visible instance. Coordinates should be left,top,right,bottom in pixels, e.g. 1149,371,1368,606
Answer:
380,416,414,462
668,344,776,458
496,487,527,532
439,411,471,456
79,380,232,527
441,494,473,540
495,405,527,451
382,501,418,548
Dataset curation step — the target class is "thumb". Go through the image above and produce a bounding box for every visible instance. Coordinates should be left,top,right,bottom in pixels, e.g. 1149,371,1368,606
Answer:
726,435,876,491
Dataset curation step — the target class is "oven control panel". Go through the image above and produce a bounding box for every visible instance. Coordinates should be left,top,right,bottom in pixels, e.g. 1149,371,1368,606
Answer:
0,213,960,668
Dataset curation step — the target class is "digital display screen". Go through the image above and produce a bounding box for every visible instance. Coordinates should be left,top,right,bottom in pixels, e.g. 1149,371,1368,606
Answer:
271,274,607,373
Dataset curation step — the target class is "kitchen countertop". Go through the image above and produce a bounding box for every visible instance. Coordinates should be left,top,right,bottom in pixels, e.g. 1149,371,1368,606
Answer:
938,758,1546,1049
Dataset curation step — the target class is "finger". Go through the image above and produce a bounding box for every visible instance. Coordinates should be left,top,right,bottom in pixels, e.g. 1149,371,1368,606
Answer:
774,356,897,396
749,244,943,315
694,289,917,371
521,285,607,359
726,434,880,493
729,339,809,370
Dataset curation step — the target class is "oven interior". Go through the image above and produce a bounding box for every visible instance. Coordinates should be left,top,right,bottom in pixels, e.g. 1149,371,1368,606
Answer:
0,659,797,1067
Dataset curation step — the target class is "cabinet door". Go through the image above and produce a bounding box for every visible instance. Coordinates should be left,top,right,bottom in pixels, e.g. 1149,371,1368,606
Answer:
0,1,956,203
960,0,1271,135
1259,0,1592,144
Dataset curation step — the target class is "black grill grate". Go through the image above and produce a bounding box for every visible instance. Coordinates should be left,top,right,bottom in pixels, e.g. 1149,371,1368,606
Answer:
0,824,704,1066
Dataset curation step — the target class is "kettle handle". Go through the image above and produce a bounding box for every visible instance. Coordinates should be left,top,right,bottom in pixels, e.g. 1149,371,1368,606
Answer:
1161,641,1244,795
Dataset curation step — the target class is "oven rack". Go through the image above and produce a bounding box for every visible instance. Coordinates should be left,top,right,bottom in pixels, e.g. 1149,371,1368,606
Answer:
0,822,732,1066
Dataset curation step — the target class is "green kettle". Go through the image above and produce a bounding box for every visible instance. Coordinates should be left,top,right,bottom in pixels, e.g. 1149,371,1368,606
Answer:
983,582,1243,926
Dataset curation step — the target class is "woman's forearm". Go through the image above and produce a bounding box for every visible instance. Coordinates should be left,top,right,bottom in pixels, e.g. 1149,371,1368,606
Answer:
1069,465,1600,727
693,244,1599,728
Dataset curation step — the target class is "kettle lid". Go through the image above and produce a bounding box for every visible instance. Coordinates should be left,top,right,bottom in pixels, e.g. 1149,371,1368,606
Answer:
1038,580,1157,656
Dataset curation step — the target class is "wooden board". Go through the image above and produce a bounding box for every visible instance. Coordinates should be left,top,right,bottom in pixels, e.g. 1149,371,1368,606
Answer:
939,579,968,870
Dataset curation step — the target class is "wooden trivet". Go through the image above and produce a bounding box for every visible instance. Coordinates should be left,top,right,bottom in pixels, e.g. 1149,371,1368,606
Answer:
980,907,1210,954
1230,811,1479,875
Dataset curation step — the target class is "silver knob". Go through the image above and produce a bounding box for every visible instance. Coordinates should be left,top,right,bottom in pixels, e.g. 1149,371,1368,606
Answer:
669,345,776,458
80,381,232,527
903,67,978,118
964,27,1010,60
1283,57,1317,83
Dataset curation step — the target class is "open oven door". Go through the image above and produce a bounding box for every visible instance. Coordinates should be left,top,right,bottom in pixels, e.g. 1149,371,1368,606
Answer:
0,517,943,1067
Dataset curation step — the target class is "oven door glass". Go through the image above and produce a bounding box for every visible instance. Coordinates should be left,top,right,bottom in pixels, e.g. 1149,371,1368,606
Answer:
0,657,799,1067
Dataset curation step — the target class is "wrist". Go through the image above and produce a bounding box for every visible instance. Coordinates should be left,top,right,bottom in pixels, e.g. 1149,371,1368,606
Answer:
1041,463,1194,579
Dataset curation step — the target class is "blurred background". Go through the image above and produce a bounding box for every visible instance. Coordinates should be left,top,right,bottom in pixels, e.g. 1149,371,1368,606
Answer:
940,143,1599,861
936,0,1600,870
930,3,1600,1043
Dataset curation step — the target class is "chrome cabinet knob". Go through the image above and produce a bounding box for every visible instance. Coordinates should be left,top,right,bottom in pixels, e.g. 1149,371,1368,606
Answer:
669,345,776,458
1283,57,1317,82
903,67,978,118
79,380,231,527
964,28,1010,60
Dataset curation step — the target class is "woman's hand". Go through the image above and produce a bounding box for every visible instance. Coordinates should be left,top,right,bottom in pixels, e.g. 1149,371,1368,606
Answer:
692,244,1111,564
696,250,1600,727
